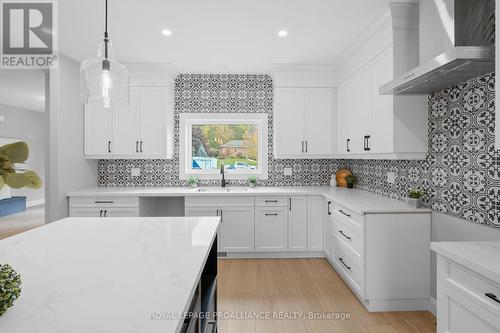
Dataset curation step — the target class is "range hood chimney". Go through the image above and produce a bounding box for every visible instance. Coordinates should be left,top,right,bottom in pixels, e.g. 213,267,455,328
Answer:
380,0,495,95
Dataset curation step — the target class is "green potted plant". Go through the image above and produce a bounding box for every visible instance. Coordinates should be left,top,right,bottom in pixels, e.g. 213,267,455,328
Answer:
187,176,199,188
248,176,257,188
0,263,22,316
345,175,357,189
0,142,42,200
406,189,424,208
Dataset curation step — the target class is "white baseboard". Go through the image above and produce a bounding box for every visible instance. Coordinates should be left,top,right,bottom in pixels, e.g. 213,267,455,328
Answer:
220,251,326,259
27,199,45,208
428,297,437,316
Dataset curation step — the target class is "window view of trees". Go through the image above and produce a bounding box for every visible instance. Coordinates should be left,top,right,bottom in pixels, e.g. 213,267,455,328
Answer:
191,124,258,170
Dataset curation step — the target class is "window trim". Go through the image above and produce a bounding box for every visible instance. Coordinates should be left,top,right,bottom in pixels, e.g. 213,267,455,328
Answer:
179,113,269,180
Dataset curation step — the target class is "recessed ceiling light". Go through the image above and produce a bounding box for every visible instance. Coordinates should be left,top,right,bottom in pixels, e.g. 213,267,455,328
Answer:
278,30,288,37
161,29,173,36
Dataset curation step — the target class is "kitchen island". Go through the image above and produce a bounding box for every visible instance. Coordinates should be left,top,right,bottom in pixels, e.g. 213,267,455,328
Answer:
0,217,220,333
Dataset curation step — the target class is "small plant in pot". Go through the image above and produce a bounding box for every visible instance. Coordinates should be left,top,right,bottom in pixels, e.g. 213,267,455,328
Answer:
187,176,199,188
0,263,22,316
248,176,257,188
406,189,424,208
345,175,357,189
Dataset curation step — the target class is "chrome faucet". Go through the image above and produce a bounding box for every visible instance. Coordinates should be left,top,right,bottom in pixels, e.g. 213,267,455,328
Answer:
220,163,226,187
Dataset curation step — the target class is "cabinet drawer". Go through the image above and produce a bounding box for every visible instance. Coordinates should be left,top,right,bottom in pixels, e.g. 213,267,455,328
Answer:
333,214,363,258
185,196,254,207
439,257,500,316
69,196,139,208
332,203,364,232
334,242,365,299
69,207,139,217
255,196,288,207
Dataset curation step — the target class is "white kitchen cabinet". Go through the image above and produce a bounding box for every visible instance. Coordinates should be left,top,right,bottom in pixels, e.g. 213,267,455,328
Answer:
84,98,113,156
274,87,335,158
84,66,174,159
288,196,308,252
218,206,255,252
324,200,334,260
185,196,255,253
307,196,324,251
255,206,288,252
434,246,500,333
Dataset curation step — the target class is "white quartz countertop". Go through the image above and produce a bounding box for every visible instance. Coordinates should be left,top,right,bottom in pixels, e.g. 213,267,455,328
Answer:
431,242,500,284
67,186,431,214
0,217,220,333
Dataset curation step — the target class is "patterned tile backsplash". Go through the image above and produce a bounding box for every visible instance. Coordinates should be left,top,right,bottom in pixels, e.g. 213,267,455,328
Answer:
98,73,499,228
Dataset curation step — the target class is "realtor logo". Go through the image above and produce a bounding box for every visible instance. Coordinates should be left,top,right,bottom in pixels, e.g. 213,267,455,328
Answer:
1,0,57,68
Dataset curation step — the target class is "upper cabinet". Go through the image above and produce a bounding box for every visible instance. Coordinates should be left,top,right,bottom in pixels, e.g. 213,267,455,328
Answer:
335,3,428,159
274,87,335,158
84,64,175,159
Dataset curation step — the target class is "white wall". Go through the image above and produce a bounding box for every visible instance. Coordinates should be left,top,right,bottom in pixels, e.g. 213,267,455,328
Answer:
46,53,97,222
431,212,500,298
0,104,46,205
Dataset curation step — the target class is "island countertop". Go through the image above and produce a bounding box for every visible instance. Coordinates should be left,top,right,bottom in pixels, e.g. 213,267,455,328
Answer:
0,217,220,333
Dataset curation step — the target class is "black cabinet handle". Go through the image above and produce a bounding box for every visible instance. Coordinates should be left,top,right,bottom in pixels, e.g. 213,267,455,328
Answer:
339,257,351,270
364,135,371,151
140,141,143,153
305,141,308,153
136,141,139,153
265,200,278,203
486,293,500,304
339,209,351,218
327,201,332,215
339,230,351,240
301,141,304,153
95,201,114,204
108,141,111,153
99,210,103,217
289,198,292,211
265,213,278,216
347,139,350,152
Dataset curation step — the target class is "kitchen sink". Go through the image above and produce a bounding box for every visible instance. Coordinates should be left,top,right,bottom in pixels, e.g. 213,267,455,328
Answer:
195,187,248,193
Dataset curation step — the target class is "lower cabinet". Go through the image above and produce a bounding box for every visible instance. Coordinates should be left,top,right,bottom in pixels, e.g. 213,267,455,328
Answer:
307,196,324,251
185,196,255,253
68,196,140,217
255,206,288,252
288,196,308,252
324,200,334,260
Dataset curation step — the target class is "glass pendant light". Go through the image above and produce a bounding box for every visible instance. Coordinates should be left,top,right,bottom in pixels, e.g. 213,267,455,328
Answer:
80,0,128,108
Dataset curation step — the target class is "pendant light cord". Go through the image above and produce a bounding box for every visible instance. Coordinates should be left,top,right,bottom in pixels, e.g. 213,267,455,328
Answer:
104,0,109,58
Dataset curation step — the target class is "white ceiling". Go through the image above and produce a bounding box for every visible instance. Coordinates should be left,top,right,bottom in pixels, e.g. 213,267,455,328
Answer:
59,0,391,73
0,70,45,112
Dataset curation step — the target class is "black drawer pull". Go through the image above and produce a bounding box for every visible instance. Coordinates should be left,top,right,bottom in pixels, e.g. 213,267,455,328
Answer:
339,210,351,218
265,200,278,203
339,257,351,270
95,201,114,204
265,213,278,216
327,201,332,215
485,293,500,304
339,230,351,240
99,210,103,217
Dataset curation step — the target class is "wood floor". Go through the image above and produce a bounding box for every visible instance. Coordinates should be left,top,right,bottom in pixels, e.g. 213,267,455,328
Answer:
0,206,45,240
218,259,436,333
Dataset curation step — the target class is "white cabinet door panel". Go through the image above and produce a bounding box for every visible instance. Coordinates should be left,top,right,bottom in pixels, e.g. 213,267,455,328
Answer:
274,88,305,157
113,88,140,155
288,196,308,252
139,87,169,156
304,88,334,155
348,67,371,154
219,206,254,252
307,196,324,251
255,207,288,252
84,98,113,156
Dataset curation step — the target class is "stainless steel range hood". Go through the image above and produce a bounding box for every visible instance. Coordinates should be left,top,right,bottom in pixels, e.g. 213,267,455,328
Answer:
380,0,495,95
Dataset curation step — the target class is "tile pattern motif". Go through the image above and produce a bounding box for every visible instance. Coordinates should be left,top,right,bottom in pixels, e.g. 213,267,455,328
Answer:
344,73,499,228
98,73,499,228
98,74,339,189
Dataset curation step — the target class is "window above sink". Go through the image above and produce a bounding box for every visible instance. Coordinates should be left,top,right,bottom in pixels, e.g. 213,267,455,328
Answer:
179,113,268,180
